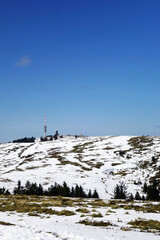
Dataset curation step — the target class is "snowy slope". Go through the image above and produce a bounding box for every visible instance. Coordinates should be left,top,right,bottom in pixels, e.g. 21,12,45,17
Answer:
0,135,160,198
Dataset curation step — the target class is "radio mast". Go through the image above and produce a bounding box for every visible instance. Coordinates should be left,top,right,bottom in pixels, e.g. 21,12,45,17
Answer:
44,116,47,138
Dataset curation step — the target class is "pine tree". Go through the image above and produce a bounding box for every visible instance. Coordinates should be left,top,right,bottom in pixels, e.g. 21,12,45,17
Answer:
129,193,134,200
88,189,92,198
135,191,141,200
92,189,99,198
37,184,44,195
143,182,148,193
71,187,75,197
14,180,24,194
62,182,70,197
142,195,145,201
147,184,159,201
114,182,127,199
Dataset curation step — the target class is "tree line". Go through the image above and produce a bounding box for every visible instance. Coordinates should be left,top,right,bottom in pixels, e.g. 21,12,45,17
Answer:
113,181,160,201
13,137,35,143
0,180,99,199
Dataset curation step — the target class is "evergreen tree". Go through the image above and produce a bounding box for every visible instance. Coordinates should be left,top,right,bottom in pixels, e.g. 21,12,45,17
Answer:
25,180,31,194
37,184,44,195
114,182,127,199
62,182,70,197
14,180,24,194
75,184,80,197
147,184,159,201
143,182,148,193
88,189,92,198
135,191,141,200
142,195,145,201
129,193,134,200
92,189,99,198
71,187,75,197
79,185,86,197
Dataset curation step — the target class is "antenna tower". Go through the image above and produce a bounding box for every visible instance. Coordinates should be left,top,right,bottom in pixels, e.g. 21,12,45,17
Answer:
44,116,47,138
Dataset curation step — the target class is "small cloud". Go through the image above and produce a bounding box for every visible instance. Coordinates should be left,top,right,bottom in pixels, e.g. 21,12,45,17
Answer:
15,56,31,67
80,84,93,90
155,125,160,128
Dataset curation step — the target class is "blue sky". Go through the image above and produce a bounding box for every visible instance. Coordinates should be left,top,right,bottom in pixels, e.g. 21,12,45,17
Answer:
1,0,160,142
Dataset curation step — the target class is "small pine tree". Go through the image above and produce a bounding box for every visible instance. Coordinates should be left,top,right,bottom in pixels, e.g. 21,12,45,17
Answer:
114,182,127,199
143,182,148,193
135,191,141,200
92,189,99,198
71,187,75,197
88,189,92,198
37,184,44,195
79,185,86,198
62,182,70,197
14,180,24,194
147,184,159,201
142,195,145,201
129,193,134,200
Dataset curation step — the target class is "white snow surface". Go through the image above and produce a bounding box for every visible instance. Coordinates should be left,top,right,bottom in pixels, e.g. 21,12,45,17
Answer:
0,135,160,198
0,200,159,240
0,135,160,240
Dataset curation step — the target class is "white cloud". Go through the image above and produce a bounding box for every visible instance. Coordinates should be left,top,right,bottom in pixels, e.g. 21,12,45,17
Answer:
15,56,31,67
80,84,92,90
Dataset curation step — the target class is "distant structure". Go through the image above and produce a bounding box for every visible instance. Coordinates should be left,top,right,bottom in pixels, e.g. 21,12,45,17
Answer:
54,129,59,140
40,117,63,142
55,129,59,136
44,116,47,138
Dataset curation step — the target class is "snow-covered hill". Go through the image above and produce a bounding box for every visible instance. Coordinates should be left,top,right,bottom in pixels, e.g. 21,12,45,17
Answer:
0,135,160,198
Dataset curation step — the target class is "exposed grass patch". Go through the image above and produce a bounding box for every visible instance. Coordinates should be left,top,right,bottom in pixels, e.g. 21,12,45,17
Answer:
76,208,90,213
92,209,97,212
121,227,131,231
57,160,80,167
71,145,84,154
103,147,114,150
89,199,121,209
18,156,34,165
0,195,77,215
49,151,65,161
128,136,153,150
0,221,14,226
48,197,75,207
79,219,114,227
0,178,13,183
91,212,103,218
58,210,75,216
71,142,93,154
81,166,92,171
89,199,160,213
28,213,41,217
15,168,24,171
80,214,87,217
75,202,88,208
86,161,104,169
123,203,160,213
89,199,108,208
128,219,160,231
26,166,39,170
111,163,121,166
107,209,116,213
113,171,127,176
139,161,150,169
57,156,102,170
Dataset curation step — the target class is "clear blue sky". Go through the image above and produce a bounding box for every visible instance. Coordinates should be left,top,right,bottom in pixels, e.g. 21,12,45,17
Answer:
1,0,160,142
